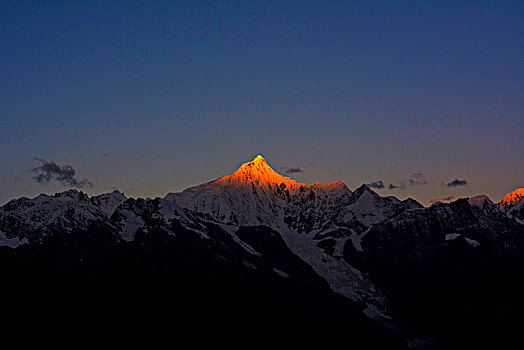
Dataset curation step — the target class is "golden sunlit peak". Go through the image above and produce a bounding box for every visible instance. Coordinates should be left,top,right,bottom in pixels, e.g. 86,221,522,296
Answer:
499,187,524,210
223,154,304,187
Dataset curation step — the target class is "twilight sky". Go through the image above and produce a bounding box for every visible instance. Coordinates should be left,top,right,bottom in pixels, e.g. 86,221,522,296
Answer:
1,1,523,206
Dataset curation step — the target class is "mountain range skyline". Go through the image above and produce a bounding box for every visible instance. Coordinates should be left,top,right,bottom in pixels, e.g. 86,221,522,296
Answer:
2,152,523,347
1,1,522,207
4,154,522,224
1,154,521,208
2,2,523,347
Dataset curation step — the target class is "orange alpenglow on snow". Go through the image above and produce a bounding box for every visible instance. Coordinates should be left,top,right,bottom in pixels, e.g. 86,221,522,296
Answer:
499,188,524,211
220,155,304,188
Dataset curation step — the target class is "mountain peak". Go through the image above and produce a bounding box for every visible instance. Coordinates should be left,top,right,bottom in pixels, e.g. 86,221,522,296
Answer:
499,188,524,212
354,184,377,196
54,189,89,202
225,155,303,187
253,154,266,162
468,195,494,209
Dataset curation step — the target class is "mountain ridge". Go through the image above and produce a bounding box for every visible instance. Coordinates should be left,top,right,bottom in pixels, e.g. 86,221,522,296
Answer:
1,156,523,348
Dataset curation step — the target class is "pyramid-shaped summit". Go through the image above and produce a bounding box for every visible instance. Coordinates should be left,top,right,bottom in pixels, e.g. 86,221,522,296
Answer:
224,155,304,187
167,154,355,229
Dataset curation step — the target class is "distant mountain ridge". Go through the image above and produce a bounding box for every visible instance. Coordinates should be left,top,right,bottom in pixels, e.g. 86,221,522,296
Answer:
498,188,524,220
1,155,523,348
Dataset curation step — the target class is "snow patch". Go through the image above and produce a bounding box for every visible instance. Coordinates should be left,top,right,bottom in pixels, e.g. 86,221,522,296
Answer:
242,260,257,270
216,223,261,257
0,230,27,248
445,233,461,241
465,237,480,247
333,237,349,256
364,303,392,320
280,229,384,306
119,210,144,241
273,268,291,278
351,227,372,252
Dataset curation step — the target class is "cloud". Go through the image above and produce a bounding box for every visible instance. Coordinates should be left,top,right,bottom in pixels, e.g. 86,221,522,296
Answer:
366,180,385,189
389,181,406,190
280,167,304,174
103,153,110,157
388,173,426,190
30,157,93,188
408,173,427,186
430,196,456,203
447,179,468,187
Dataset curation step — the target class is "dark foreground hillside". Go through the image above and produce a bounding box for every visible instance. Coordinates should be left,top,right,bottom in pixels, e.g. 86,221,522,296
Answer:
0,225,404,348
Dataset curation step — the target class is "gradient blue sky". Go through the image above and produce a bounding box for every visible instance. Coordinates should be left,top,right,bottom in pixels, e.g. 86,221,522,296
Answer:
1,1,523,205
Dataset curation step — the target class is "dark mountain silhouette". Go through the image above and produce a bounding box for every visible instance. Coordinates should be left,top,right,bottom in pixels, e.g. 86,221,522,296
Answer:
1,156,523,348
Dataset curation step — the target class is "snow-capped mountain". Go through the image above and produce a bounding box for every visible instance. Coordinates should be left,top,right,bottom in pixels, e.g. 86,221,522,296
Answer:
166,155,353,230
499,188,524,210
344,195,524,347
1,155,523,348
164,156,423,306
90,190,127,215
498,188,524,220
0,189,121,245
166,156,421,233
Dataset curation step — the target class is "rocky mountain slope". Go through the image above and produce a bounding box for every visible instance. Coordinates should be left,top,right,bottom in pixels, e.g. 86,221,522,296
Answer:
498,187,524,220
1,155,523,348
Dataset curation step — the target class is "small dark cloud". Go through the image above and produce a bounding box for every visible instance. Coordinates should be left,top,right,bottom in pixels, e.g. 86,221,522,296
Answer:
280,166,304,174
430,196,456,203
389,181,406,190
447,179,468,187
30,157,93,188
103,153,110,157
388,173,426,190
366,180,385,189
408,173,427,186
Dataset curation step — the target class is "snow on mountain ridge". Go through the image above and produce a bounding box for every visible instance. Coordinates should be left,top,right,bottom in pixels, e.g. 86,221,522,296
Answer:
162,156,422,310
499,188,524,212
8,156,519,324
0,191,106,243
167,155,355,229
91,190,127,215
468,195,494,209
0,189,129,243
223,155,303,188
